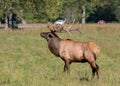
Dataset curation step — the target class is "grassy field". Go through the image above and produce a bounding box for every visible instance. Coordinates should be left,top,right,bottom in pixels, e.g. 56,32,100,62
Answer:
0,24,120,86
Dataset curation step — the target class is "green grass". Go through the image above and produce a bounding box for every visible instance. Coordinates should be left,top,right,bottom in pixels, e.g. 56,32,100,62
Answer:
0,24,120,86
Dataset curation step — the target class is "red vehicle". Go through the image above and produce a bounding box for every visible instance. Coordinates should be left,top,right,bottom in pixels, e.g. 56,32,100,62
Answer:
98,20,106,24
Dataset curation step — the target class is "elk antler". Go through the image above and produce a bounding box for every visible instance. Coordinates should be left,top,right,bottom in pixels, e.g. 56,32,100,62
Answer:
48,24,56,32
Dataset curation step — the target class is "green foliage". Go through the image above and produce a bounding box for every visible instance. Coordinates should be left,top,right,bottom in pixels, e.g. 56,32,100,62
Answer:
113,0,120,22
44,0,63,21
0,0,120,23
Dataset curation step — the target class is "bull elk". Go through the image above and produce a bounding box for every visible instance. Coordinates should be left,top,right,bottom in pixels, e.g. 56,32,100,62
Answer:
40,30,100,79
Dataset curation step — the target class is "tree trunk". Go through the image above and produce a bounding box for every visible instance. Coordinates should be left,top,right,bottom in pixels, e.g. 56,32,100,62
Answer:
82,5,86,24
5,14,8,29
8,14,12,28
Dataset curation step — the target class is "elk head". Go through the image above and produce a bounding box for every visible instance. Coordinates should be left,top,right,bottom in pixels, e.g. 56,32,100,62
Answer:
40,31,60,41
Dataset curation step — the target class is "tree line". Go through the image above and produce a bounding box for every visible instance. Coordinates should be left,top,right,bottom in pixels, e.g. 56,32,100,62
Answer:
0,0,120,27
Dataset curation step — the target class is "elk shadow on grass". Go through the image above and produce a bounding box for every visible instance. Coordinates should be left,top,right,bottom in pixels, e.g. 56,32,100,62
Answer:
79,73,90,81
80,76,89,81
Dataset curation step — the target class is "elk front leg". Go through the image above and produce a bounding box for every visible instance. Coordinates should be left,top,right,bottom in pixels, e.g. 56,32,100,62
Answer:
64,61,70,74
64,64,67,72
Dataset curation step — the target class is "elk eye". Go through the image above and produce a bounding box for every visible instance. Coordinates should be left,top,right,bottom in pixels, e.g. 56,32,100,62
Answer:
48,34,52,38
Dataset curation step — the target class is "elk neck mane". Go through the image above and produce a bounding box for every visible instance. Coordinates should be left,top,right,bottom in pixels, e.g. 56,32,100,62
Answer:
48,32,61,57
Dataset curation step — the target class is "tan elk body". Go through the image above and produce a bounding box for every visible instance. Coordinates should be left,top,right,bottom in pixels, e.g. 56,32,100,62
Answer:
40,31,100,79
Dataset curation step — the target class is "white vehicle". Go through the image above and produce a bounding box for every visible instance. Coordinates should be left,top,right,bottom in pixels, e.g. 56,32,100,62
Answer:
54,19,65,25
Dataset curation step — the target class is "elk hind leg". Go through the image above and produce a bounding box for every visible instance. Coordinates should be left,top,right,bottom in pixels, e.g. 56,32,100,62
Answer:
95,63,99,79
90,62,99,79
84,50,99,79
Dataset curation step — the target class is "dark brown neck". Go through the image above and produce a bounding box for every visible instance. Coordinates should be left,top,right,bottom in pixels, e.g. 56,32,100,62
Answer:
48,37,61,57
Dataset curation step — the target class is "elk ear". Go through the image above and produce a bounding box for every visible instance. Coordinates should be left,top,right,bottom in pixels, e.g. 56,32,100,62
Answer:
50,30,55,33
50,31,59,38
